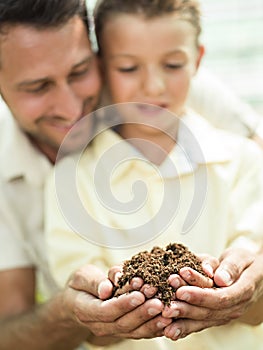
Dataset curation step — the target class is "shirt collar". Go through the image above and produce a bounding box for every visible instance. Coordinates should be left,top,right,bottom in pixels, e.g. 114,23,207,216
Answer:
0,102,51,187
91,110,232,181
176,109,232,164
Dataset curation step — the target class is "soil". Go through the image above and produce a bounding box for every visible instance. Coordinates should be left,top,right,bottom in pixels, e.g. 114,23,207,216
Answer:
114,243,207,305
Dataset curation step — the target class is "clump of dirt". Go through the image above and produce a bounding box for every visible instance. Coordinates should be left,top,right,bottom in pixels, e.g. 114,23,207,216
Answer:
114,243,207,305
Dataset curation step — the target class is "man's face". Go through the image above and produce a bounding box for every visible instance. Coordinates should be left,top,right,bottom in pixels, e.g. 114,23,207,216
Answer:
0,16,101,160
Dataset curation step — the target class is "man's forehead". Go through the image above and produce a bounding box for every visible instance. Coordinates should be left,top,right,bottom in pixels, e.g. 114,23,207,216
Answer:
0,17,91,75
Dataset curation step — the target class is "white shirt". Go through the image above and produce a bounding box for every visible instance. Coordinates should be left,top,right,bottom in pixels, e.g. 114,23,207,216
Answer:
0,101,57,298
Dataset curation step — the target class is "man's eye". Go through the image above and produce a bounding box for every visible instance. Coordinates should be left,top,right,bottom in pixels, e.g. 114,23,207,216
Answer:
70,68,90,78
26,82,50,93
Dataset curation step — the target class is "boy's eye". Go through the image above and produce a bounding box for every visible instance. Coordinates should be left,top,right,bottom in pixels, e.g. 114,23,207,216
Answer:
165,63,183,70
117,66,138,73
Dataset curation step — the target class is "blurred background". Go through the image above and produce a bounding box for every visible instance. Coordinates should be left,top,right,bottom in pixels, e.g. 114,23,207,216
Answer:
86,0,263,114
201,0,263,114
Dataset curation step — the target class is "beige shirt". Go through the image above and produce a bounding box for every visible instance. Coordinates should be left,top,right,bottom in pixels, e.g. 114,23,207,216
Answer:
46,111,263,350
0,101,57,298
188,67,263,138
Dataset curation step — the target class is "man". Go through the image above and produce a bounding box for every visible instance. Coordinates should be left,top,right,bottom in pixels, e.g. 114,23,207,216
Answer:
0,0,262,349
0,1,170,348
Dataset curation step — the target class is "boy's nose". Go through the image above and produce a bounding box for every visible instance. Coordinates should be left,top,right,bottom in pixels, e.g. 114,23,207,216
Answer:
143,68,166,97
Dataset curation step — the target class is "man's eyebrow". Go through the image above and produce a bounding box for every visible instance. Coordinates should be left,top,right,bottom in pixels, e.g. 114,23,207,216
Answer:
17,55,94,88
72,55,94,69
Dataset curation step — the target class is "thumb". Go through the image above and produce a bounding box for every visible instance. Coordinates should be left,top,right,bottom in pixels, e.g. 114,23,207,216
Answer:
68,264,113,300
214,248,254,287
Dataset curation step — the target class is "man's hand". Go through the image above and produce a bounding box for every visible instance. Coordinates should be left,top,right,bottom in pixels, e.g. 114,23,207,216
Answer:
163,247,263,341
64,264,171,344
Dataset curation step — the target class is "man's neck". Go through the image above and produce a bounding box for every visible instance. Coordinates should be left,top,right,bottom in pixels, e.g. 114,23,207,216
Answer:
28,136,57,164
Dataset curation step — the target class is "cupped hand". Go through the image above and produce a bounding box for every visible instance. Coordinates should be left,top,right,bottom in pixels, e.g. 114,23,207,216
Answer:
63,264,171,343
163,247,263,341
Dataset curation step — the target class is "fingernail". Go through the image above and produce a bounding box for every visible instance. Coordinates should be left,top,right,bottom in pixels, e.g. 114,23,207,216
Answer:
148,308,160,316
98,280,110,298
171,310,180,318
131,280,141,289
180,292,190,302
171,277,180,289
219,270,232,286
130,297,143,307
174,328,181,339
157,321,166,329
203,263,214,277
181,270,191,280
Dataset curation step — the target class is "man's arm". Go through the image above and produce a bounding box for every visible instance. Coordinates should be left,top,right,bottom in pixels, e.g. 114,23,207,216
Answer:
0,264,172,350
0,268,35,317
0,268,88,350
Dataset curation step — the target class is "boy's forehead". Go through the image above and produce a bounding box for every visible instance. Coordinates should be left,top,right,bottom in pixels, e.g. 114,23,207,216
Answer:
102,14,197,52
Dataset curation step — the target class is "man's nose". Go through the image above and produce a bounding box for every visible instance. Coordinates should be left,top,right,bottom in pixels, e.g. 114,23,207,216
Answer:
52,84,82,121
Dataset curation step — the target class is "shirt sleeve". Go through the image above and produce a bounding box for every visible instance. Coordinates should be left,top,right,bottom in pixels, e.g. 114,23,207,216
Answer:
228,138,263,246
0,191,33,270
45,168,104,288
187,67,263,137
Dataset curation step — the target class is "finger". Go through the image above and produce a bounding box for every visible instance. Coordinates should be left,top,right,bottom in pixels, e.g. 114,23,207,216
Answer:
140,284,158,298
164,318,224,341
113,297,164,331
88,313,172,339
108,264,123,286
113,277,144,297
68,264,113,299
176,283,248,309
162,301,209,320
168,274,187,290
214,248,254,287
197,253,220,278
84,298,165,337
75,290,145,323
128,315,173,339
179,267,214,288
162,300,242,321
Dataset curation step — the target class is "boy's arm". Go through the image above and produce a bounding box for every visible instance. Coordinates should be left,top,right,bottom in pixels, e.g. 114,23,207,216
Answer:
188,67,263,145
163,140,263,340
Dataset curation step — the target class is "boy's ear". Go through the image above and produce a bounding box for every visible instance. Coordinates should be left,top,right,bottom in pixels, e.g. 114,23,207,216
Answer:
195,45,205,71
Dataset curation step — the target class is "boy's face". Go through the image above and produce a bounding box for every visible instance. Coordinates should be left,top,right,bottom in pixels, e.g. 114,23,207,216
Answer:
100,13,204,135
0,16,101,160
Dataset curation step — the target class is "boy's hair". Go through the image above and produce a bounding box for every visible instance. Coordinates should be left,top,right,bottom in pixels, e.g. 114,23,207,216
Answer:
95,0,201,53
0,0,89,33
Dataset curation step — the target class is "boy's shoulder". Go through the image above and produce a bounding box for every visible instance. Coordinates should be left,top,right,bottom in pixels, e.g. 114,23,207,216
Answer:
183,109,263,166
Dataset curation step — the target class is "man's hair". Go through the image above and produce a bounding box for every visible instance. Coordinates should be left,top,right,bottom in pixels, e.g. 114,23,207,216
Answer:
0,0,89,33
94,0,201,53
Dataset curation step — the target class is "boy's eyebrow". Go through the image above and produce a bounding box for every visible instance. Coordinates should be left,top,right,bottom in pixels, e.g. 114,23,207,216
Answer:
16,55,94,88
109,49,186,59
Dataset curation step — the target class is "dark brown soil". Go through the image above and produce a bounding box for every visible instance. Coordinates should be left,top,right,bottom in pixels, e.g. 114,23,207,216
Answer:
114,243,207,305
